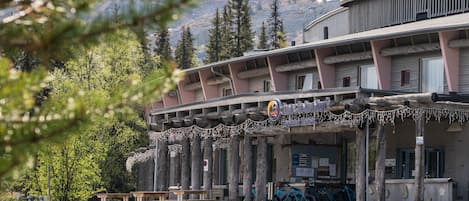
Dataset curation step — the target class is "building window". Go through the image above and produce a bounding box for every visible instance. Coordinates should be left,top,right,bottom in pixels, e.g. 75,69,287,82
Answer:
317,81,322,89
397,148,444,179
401,70,410,86
296,74,313,91
222,88,232,96
360,64,378,89
323,26,329,39
263,80,271,92
342,76,351,87
421,57,444,93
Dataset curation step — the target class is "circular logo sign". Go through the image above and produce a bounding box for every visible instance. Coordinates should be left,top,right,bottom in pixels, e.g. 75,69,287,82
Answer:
267,98,282,121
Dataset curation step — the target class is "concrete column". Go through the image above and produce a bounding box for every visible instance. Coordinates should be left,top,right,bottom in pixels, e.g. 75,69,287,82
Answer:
191,135,202,198
170,149,181,187
228,135,240,201
371,40,392,90
243,135,253,201
439,31,460,93
178,79,196,104
181,137,191,194
203,137,213,199
255,137,267,201
267,55,289,91
228,63,250,94
157,139,169,191
314,48,336,88
199,69,218,100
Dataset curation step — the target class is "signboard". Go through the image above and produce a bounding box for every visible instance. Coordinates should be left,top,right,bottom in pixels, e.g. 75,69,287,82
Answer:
267,99,331,127
416,136,424,145
203,159,209,172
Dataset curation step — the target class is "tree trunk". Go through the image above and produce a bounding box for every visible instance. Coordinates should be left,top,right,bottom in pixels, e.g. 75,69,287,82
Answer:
229,135,240,201
191,135,202,198
255,137,267,201
203,137,213,199
243,135,253,201
375,125,386,201
181,137,191,197
414,118,425,201
157,139,169,191
356,128,366,201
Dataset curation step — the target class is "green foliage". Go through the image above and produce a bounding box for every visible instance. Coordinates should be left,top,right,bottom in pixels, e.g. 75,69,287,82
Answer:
229,0,254,57
154,29,173,61
220,5,235,60
0,0,189,186
205,9,222,64
257,21,268,49
175,26,196,69
268,0,287,49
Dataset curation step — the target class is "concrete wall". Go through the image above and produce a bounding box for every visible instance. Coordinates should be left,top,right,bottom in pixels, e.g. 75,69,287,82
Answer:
248,76,271,92
304,8,349,43
390,51,448,93
335,60,374,87
459,48,469,93
287,69,320,90
195,89,204,102
385,120,469,201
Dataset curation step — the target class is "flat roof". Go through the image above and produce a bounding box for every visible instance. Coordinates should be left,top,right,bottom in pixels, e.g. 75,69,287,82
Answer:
183,12,469,74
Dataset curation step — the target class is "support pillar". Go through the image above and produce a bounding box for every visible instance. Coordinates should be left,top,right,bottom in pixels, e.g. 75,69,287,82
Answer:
181,137,191,195
243,135,253,201
157,139,169,191
414,118,425,201
255,137,267,201
228,135,240,201
356,128,367,201
169,146,181,187
375,125,386,201
203,137,213,199
191,135,202,198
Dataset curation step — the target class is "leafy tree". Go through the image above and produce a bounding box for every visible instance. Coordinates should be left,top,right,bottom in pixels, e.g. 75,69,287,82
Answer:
220,5,235,60
0,0,190,180
175,26,196,69
268,0,287,49
205,9,222,63
154,29,173,61
229,0,254,56
257,21,268,49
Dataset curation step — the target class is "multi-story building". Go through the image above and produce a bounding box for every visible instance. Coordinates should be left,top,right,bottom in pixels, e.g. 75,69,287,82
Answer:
129,1,469,201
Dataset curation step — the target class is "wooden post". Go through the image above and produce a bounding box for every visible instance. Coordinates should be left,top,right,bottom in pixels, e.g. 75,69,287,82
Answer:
157,139,169,191
181,137,191,196
356,128,367,201
170,149,181,187
243,135,253,201
229,134,240,201
203,137,213,199
191,134,202,198
375,125,386,201
414,118,425,201
255,137,267,201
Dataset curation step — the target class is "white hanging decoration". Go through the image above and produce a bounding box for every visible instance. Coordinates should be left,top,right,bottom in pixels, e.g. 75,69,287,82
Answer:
126,148,156,172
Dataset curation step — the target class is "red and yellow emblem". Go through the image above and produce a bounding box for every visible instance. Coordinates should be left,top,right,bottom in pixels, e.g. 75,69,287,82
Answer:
267,98,282,121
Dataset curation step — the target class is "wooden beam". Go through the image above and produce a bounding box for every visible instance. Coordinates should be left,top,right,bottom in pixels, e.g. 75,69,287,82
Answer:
157,139,169,191
207,76,230,86
355,128,366,201
275,60,317,72
380,43,441,57
203,137,213,199
375,125,386,201
242,134,253,201
181,137,190,198
323,51,373,64
449,39,469,48
255,137,267,201
228,135,240,201
414,118,425,201
237,68,270,80
191,135,202,198
184,82,202,91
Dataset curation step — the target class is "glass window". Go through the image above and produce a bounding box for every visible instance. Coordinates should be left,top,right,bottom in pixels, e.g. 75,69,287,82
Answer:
360,64,378,89
222,88,232,96
343,76,351,87
263,80,271,92
421,58,444,93
296,74,313,91
296,75,305,90
401,70,410,86
397,148,444,179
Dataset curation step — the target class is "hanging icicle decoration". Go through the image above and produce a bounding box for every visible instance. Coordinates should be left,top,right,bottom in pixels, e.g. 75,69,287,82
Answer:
126,147,156,172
